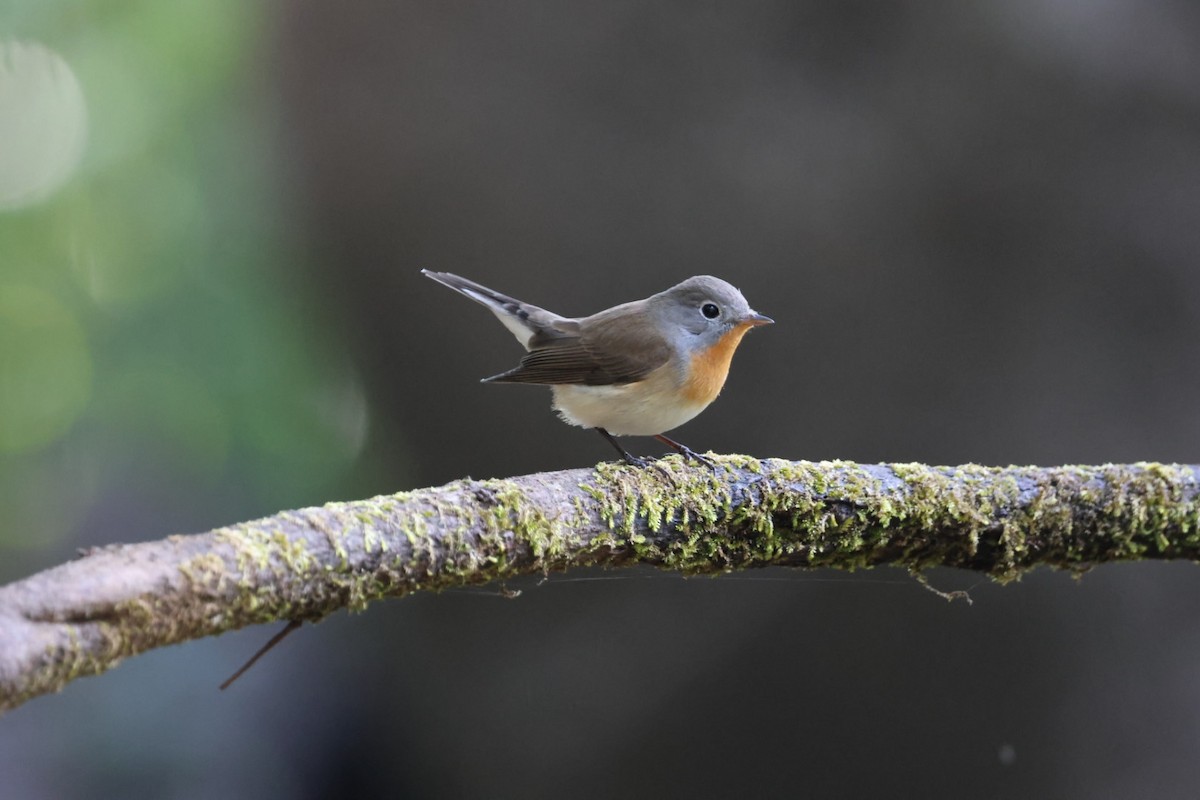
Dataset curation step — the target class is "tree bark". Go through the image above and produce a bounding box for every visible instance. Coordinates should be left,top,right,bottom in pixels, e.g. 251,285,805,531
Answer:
2,457,1198,714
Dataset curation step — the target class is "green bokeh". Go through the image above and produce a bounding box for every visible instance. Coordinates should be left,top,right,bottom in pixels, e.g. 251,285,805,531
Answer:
0,1,379,556
0,284,92,452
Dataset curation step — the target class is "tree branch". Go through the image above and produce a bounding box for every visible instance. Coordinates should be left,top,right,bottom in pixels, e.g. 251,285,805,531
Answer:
2,457,1198,713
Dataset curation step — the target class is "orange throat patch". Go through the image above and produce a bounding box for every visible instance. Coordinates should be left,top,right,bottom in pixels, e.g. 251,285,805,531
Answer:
682,322,754,406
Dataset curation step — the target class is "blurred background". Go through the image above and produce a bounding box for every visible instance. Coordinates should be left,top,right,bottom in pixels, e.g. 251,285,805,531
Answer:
3,0,1200,797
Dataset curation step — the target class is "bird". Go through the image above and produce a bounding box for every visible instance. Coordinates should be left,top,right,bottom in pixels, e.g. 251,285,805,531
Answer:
421,270,772,466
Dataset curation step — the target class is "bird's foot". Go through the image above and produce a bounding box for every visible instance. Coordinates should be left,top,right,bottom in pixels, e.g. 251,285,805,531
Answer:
653,434,719,469
597,428,668,474
673,444,718,469
619,451,654,468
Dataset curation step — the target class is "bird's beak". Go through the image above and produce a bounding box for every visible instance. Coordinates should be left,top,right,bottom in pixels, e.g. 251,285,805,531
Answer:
743,312,774,327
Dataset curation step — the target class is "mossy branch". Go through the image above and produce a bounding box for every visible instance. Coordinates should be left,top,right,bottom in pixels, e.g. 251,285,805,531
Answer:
2,457,1199,713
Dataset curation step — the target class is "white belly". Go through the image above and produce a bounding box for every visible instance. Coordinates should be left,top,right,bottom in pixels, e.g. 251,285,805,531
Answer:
551,378,710,436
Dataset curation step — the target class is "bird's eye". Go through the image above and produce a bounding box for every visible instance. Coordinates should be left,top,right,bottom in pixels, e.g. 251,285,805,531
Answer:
701,303,720,319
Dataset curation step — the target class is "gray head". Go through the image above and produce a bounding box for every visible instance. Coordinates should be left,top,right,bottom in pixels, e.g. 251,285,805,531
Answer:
651,275,773,342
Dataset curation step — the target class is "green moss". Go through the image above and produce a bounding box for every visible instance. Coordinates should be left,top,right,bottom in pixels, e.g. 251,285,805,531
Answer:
574,458,1200,583
13,457,1200,715
49,458,1187,703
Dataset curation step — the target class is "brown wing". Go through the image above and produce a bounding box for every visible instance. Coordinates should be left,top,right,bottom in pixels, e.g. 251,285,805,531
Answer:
484,306,672,386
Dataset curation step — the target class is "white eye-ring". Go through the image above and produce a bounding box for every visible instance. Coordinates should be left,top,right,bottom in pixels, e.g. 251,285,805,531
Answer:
701,302,720,319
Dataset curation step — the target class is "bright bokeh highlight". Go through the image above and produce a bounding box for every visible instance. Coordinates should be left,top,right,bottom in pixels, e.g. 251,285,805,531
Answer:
0,40,87,210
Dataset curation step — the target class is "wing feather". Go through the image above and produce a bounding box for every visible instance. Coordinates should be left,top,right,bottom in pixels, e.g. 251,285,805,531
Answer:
484,308,672,385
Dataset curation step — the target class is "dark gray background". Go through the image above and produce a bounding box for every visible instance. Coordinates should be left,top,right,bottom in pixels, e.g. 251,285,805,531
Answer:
273,3,1200,796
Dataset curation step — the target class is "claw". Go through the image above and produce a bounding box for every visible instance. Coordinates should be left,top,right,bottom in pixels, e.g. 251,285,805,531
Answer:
674,445,717,468
594,429,673,477
654,434,718,469
620,451,653,468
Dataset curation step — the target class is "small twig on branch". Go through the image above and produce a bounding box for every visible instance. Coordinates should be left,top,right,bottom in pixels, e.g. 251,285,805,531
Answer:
218,619,302,690
1,457,1197,714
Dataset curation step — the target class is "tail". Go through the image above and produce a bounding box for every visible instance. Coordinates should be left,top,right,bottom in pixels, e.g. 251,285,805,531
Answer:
421,270,561,349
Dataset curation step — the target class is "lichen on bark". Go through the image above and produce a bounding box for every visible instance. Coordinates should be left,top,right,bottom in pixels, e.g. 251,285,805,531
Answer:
1,458,1198,713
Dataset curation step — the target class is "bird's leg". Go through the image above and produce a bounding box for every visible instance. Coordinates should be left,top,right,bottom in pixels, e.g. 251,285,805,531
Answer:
596,428,653,467
654,434,717,468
